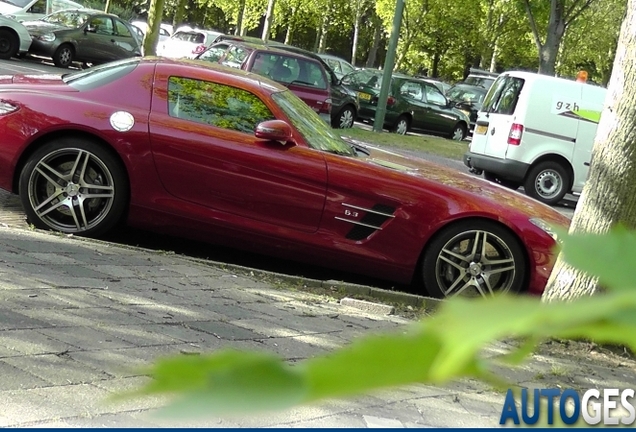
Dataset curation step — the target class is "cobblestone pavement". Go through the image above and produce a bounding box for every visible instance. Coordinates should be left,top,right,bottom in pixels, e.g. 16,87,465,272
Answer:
0,190,632,427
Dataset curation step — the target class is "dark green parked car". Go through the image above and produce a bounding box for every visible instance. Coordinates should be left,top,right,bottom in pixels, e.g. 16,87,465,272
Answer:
341,69,470,140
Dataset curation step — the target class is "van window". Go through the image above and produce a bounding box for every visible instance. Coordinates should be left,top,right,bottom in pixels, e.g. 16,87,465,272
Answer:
481,75,524,115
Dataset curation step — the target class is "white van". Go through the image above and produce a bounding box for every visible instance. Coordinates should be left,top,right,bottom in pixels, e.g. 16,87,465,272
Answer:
463,71,606,205
0,0,84,21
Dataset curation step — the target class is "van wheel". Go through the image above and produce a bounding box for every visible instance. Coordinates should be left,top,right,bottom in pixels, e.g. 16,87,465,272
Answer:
524,161,569,205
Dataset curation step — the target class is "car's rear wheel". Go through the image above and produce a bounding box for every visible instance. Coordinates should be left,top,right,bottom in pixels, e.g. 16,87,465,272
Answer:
53,44,74,68
333,105,356,129
392,115,410,135
0,29,19,60
524,161,569,205
450,123,467,141
422,219,526,298
19,138,129,237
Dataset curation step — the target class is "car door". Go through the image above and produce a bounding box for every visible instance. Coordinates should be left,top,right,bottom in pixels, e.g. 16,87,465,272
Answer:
397,80,428,129
78,16,117,63
420,83,457,133
111,18,141,58
148,64,329,233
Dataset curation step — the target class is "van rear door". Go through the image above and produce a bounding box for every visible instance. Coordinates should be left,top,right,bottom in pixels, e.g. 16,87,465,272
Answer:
470,75,525,159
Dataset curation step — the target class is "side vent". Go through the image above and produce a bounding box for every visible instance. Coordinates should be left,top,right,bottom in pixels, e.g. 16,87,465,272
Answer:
339,203,396,241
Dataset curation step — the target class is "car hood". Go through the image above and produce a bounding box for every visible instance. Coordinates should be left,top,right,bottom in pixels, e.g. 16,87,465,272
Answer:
22,21,71,34
346,139,569,226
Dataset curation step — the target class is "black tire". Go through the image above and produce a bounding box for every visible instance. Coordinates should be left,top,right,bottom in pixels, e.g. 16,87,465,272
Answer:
422,219,526,299
18,138,129,237
53,44,74,68
332,105,356,129
0,29,19,60
524,161,570,205
392,115,410,135
483,171,520,190
449,123,467,141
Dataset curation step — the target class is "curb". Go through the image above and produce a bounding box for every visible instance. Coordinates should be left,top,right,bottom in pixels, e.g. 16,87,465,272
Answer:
4,223,444,316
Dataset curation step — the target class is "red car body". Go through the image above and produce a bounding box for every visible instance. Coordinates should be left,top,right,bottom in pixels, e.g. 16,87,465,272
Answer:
0,58,570,297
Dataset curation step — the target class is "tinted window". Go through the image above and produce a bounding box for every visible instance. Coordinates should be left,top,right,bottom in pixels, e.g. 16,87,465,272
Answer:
424,84,446,105
29,0,46,14
167,77,275,134
324,58,341,74
199,44,229,63
400,80,423,100
174,31,205,44
447,86,485,104
342,69,380,88
222,45,248,68
340,62,355,76
89,16,114,35
62,59,138,90
252,53,327,89
114,19,132,37
481,76,525,115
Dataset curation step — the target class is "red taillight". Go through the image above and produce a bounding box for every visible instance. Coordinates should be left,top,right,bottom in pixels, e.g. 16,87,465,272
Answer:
322,97,332,114
507,123,524,145
387,96,396,106
192,44,206,54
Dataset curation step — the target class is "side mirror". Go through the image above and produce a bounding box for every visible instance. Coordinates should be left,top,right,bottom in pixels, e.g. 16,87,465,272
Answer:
255,120,293,144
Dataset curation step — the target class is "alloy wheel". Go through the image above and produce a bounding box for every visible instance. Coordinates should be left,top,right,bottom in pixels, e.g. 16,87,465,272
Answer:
339,109,354,128
434,229,517,297
452,126,465,141
396,119,408,135
26,148,116,233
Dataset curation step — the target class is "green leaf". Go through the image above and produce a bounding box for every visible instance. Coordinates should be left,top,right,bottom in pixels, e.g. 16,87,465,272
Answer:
559,226,636,290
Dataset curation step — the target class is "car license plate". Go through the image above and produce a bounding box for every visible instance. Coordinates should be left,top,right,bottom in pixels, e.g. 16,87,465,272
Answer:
475,124,488,135
358,92,371,101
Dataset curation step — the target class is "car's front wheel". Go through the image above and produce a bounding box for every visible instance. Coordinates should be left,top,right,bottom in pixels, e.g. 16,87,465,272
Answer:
333,105,356,129
0,29,19,60
421,219,526,298
19,138,129,237
53,44,74,68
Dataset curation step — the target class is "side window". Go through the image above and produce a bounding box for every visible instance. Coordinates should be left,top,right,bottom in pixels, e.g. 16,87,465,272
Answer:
90,17,114,35
340,62,355,77
424,84,447,105
299,60,327,89
400,81,424,100
29,0,46,14
199,44,229,63
167,77,275,134
114,19,132,38
222,46,248,68
325,59,341,74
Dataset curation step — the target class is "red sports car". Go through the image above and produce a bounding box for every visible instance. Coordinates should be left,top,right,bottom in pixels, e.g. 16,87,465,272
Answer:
0,57,570,298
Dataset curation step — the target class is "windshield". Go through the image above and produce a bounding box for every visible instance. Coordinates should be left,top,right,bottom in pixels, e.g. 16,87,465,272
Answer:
447,86,485,104
272,90,356,157
42,10,91,28
0,0,31,7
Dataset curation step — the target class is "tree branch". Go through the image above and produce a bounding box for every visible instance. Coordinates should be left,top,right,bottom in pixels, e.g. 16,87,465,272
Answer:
564,0,596,28
523,0,544,50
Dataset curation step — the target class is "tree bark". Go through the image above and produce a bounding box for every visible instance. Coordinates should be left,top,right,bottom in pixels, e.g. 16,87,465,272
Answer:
172,0,187,29
235,0,245,35
542,0,636,302
262,0,276,42
143,0,166,56
318,11,329,53
365,14,382,67
284,6,295,45
351,13,361,66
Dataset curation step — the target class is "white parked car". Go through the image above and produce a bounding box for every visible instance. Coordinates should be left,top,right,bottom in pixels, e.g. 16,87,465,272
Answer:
130,20,172,43
157,25,223,59
0,0,83,22
0,14,32,59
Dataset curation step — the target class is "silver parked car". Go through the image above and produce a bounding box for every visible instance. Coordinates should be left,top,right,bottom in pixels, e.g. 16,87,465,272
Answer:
0,14,32,59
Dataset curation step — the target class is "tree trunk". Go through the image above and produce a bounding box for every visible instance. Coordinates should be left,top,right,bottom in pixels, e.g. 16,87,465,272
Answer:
235,0,245,35
542,0,636,302
318,12,329,53
104,0,110,13
172,0,187,29
261,0,276,42
489,38,498,72
143,0,166,56
365,15,382,67
431,52,440,77
284,7,295,45
351,13,361,66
